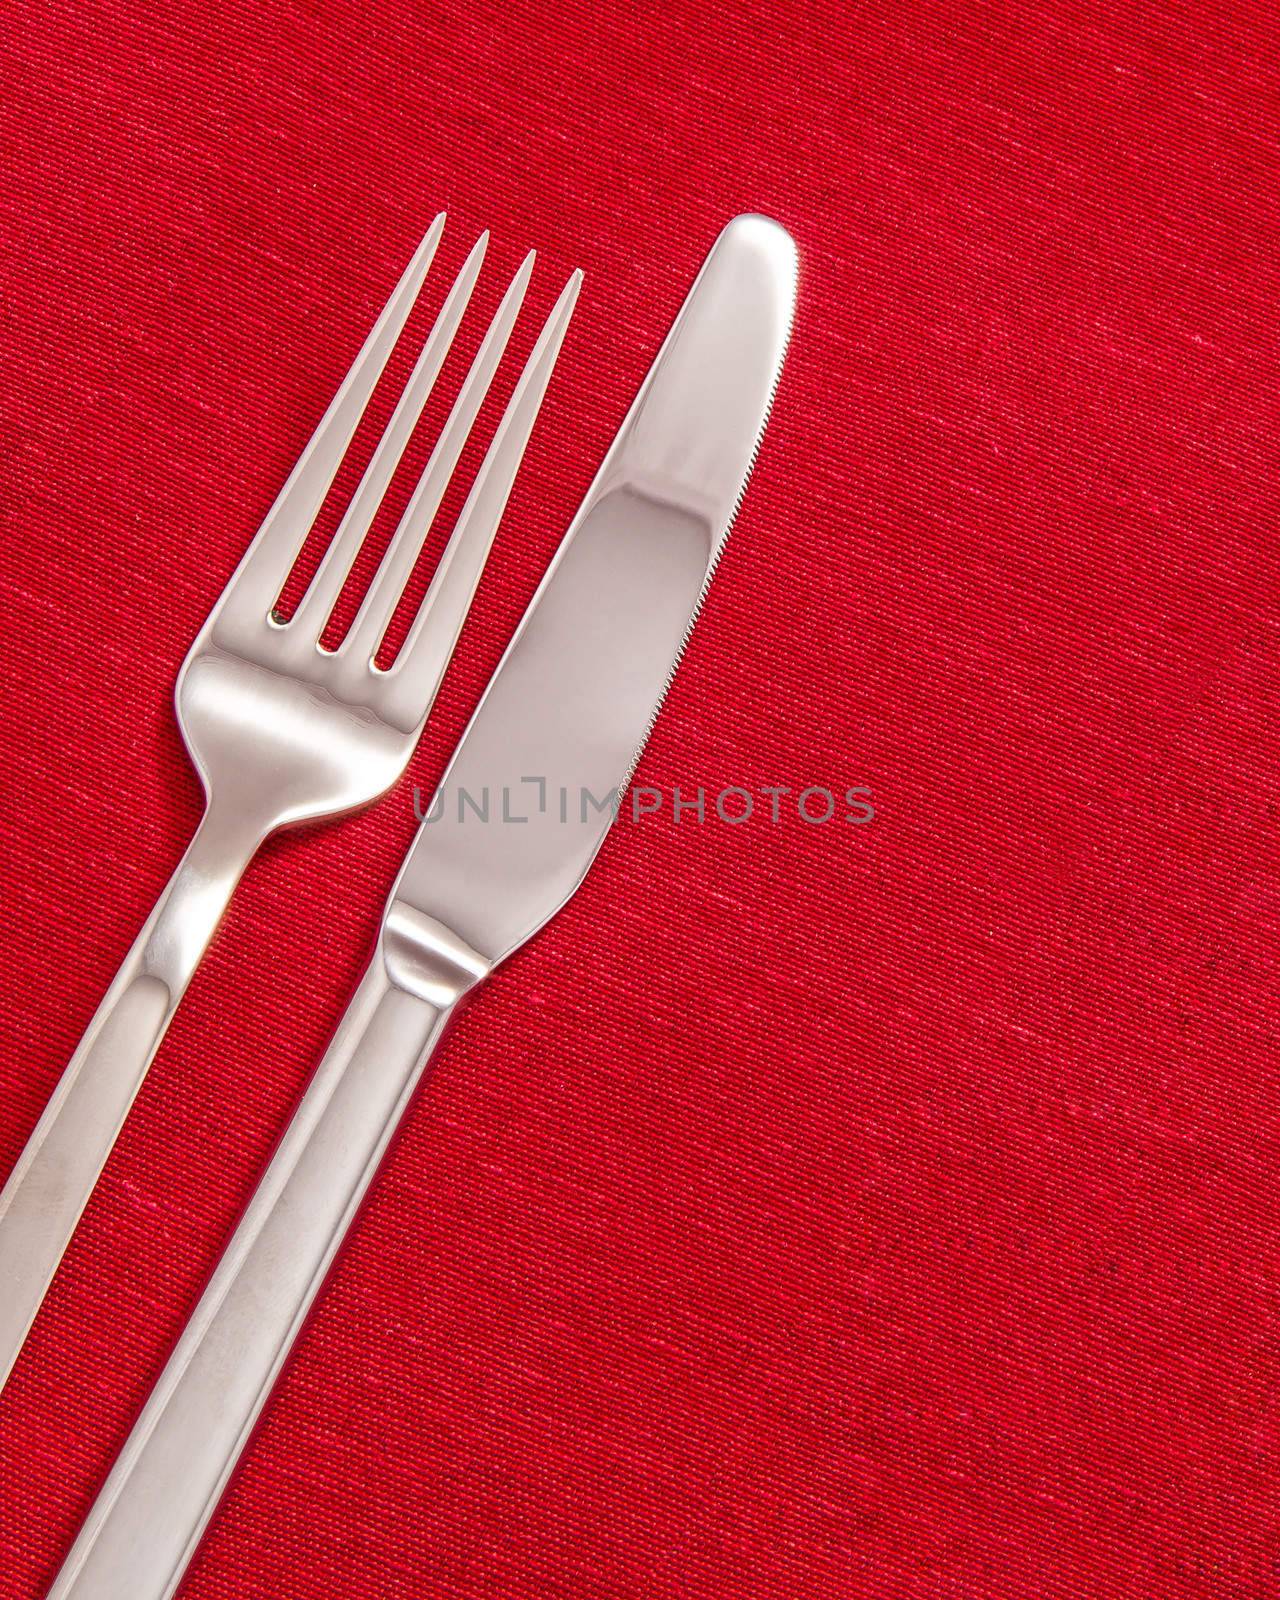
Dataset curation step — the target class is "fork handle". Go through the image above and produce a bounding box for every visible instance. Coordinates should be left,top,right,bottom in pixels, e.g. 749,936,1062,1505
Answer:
0,799,264,1392
46,949,455,1600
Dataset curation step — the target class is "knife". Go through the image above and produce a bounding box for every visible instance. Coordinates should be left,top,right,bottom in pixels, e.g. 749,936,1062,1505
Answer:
48,212,797,1600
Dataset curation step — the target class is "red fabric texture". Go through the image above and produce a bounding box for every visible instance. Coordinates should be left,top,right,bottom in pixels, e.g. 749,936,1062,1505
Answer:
1,2,1278,1595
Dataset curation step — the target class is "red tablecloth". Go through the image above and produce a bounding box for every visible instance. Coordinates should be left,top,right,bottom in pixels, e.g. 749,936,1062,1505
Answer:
1,3,1277,1595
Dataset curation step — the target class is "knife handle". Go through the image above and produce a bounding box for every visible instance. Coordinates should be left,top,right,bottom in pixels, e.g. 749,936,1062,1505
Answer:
47,927,472,1600
0,798,264,1394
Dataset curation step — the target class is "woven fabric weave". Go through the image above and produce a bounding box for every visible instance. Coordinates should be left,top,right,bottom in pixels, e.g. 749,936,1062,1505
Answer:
1,2,1277,1595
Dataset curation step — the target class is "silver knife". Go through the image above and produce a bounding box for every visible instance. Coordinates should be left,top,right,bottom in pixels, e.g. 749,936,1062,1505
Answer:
48,212,797,1600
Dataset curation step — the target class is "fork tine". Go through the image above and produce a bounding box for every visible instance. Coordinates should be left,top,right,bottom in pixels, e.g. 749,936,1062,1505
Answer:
336,249,537,669
218,215,446,622
285,231,489,643
387,268,582,702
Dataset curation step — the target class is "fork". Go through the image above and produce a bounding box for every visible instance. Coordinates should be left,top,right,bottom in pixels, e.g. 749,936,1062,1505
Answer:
0,215,581,1391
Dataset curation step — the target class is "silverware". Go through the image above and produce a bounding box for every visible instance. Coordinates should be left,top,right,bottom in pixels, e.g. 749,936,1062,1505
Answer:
0,217,580,1392
47,213,797,1600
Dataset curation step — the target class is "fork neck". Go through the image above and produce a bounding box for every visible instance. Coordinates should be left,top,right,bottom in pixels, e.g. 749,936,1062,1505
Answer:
134,794,271,1002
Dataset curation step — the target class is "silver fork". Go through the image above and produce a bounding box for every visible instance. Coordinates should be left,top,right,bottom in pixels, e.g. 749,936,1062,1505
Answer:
0,215,581,1391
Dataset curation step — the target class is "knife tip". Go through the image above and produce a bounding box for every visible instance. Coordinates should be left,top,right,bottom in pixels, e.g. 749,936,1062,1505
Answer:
724,212,797,270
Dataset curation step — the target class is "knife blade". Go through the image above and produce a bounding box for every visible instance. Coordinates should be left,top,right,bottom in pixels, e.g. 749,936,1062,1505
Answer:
49,213,797,1600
